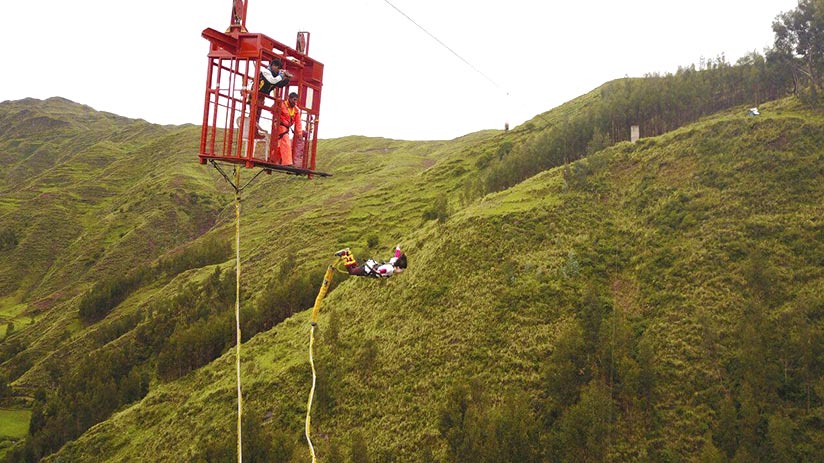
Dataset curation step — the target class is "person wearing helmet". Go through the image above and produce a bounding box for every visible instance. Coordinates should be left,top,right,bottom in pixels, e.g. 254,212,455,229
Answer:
335,246,407,278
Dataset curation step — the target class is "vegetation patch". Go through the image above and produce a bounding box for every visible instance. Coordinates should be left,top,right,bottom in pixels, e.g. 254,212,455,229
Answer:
0,409,29,439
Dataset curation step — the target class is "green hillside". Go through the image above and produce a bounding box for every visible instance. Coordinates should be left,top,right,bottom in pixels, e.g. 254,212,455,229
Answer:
0,95,504,461
0,92,820,462
2,49,824,462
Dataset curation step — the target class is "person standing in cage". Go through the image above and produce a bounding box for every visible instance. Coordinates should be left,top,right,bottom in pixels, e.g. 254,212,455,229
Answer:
252,58,291,139
276,92,302,166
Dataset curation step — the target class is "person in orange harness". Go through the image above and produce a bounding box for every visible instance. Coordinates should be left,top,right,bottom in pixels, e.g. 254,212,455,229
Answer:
277,92,302,166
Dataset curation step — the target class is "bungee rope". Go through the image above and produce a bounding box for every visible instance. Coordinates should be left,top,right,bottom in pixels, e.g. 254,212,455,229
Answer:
233,166,243,463
305,324,318,463
305,260,339,462
212,160,346,462
209,161,270,463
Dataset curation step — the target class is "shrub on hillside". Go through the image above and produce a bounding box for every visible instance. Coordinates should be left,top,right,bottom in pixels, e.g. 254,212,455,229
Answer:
439,379,541,463
0,372,10,398
157,236,232,276
78,237,232,324
77,269,149,323
365,233,380,249
0,228,18,252
156,264,326,382
422,194,450,223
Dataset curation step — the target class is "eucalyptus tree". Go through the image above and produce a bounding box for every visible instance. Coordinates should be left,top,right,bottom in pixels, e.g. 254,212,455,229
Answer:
772,0,824,104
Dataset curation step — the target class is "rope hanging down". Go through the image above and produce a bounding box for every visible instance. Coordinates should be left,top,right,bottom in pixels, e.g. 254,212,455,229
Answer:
208,161,268,463
305,261,339,462
305,325,318,463
233,166,243,463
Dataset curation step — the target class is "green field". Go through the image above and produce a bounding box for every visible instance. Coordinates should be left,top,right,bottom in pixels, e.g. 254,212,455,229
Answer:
0,408,30,438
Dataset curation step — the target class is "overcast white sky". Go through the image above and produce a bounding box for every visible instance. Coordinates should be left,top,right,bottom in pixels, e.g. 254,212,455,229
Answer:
0,0,799,140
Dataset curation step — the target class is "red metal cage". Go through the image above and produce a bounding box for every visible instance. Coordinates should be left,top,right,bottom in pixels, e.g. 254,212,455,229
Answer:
198,4,326,176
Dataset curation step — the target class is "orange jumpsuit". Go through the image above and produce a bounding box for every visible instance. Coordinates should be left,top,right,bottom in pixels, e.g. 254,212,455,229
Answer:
277,101,302,166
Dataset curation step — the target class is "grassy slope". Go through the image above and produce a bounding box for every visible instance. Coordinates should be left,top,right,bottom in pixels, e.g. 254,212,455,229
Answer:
0,409,30,438
0,98,213,302
0,408,29,460
1,94,502,396
0,98,232,392
41,98,824,461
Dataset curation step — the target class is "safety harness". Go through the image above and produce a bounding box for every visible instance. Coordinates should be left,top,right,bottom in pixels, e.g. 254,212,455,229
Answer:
363,260,392,278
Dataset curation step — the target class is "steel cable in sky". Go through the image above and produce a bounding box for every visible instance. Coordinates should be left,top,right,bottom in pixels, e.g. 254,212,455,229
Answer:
382,0,506,92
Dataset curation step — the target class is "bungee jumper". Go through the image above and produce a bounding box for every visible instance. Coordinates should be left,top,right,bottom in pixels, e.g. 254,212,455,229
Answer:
305,244,408,461
309,245,408,325
335,245,408,278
